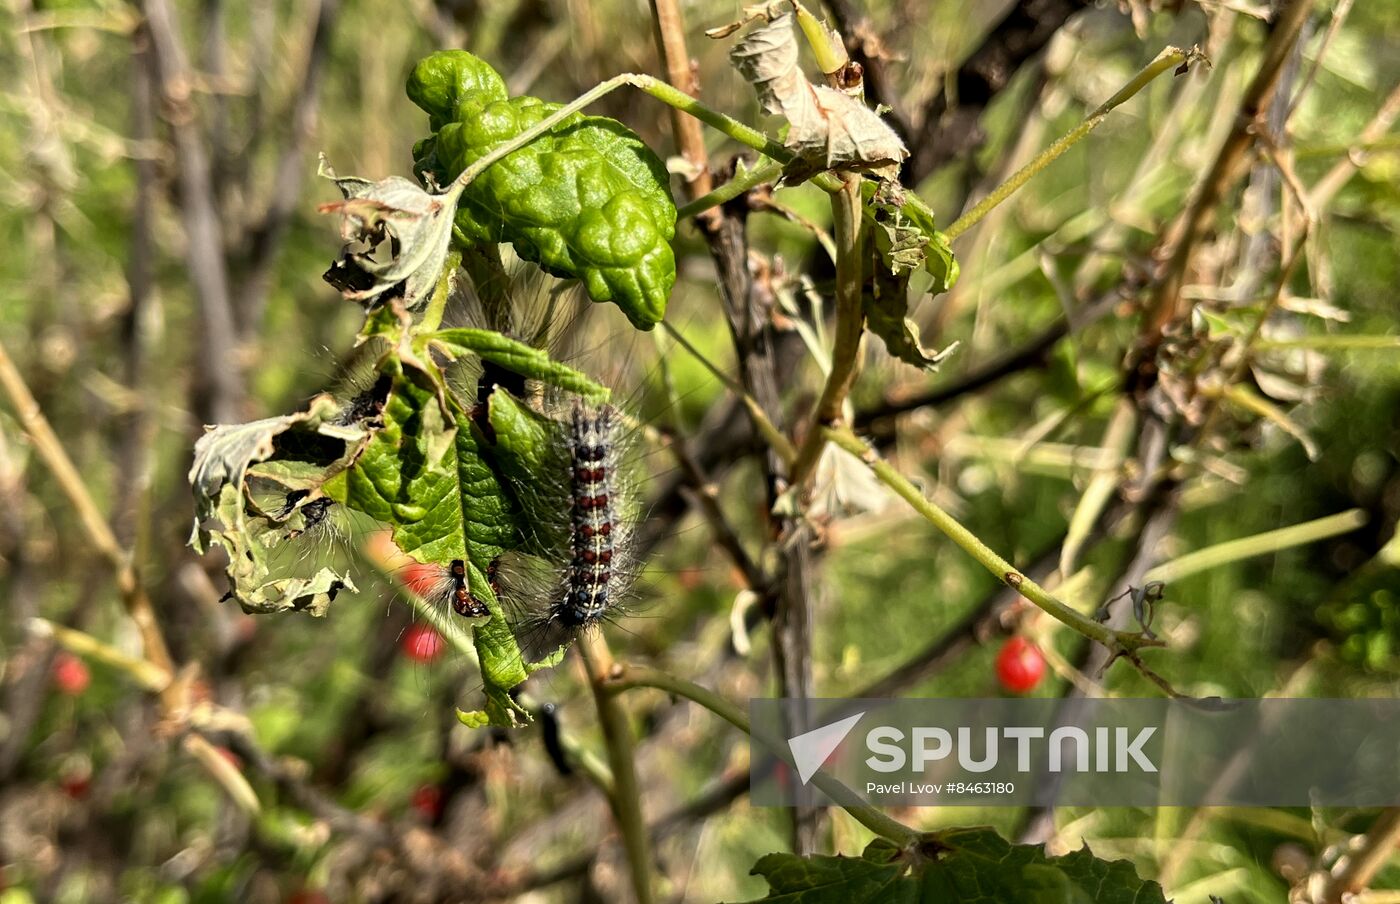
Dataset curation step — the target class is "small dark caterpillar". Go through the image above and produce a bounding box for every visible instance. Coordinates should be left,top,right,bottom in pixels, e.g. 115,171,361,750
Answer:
401,557,491,619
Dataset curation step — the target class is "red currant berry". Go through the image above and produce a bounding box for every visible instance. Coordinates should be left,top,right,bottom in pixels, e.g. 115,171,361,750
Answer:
995,636,1045,694
401,624,445,663
410,784,444,821
51,652,90,696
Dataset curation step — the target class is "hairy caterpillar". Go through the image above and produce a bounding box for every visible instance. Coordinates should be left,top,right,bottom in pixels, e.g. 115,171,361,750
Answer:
435,264,653,654
394,557,492,619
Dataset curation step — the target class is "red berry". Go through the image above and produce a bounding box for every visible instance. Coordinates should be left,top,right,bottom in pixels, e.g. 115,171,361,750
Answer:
401,624,445,663
60,772,91,800
51,652,90,696
410,784,444,821
401,563,441,598
287,890,331,904
995,636,1045,694
216,747,243,771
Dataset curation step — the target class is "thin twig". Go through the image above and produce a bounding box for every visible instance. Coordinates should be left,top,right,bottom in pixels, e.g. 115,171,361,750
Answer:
789,176,866,487
945,45,1200,241
1140,0,1316,342
577,632,655,904
138,0,243,423
822,424,1161,656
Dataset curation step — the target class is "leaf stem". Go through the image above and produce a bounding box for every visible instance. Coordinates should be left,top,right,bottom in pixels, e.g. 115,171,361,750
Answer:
447,73,791,203
605,664,920,847
577,632,655,904
822,424,1159,654
676,160,784,219
944,45,1198,241
417,249,459,334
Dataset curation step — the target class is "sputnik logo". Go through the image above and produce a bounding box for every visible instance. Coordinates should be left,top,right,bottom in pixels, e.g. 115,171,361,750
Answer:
786,712,865,785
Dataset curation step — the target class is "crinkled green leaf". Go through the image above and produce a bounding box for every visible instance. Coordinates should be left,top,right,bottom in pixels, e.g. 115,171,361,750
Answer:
735,830,1171,904
338,354,559,727
187,396,361,615
739,839,918,904
427,328,610,403
408,50,676,330
318,157,458,310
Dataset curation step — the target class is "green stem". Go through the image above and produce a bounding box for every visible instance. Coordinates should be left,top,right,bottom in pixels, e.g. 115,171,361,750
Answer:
417,249,460,334
823,425,1159,654
677,160,784,219
578,632,655,904
790,176,866,487
606,664,920,847
447,73,791,205
1145,509,1367,585
944,45,1197,241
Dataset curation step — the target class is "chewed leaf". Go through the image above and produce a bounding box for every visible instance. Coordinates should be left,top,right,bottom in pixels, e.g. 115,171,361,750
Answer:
337,354,545,727
730,13,907,183
427,328,610,403
734,830,1170,904
862,180,959,292
318,156,458,310
187,395,363,615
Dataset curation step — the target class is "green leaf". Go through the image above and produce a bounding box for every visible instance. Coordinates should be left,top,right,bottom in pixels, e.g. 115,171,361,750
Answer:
861,181,959,291
408,50,677,330
427,328,610,403
735,830,1171,904
337,353,562,727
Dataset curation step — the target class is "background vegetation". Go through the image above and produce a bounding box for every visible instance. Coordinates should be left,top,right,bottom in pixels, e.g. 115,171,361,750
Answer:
1,0,1399,901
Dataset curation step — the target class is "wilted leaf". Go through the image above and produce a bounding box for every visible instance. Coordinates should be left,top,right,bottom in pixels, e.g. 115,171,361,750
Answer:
187,396,363,615
864,192,958,370
318,156,458,310
730,13,907,183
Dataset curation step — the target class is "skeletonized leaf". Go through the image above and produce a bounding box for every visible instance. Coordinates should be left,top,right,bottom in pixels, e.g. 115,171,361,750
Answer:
187,396,363,615
730,14,907,183
318,156,458,310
